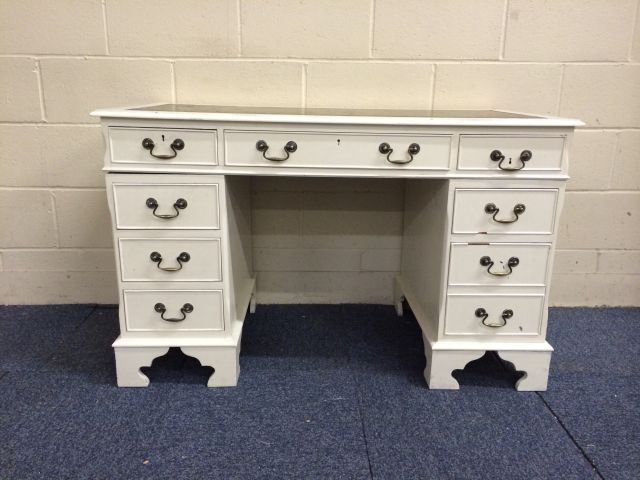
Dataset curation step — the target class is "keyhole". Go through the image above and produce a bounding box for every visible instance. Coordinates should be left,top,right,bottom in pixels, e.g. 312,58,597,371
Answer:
337,139,341,145
162,135,165,142
508,158,512,165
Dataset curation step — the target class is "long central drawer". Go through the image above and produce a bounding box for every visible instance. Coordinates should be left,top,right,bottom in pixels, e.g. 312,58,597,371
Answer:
224,130,451,169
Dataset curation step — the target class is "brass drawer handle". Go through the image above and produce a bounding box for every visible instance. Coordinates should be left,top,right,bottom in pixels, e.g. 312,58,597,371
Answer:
149,251,190,271
154,302,193,322
484,203,526,223
142,138,185,159
146,197,187,219
379,142,420,164
256,140,297,161
490,149,532,171
475,308,513,328
479,256,520,276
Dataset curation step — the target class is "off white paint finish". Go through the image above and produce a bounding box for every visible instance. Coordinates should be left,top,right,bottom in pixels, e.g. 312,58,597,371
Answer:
112,183,220,230
109,127,218,165
444,294,544,336
123,289,224,332
224,131,451,170
96,105,576,391
448,243,550,286
457,135,565,171
452,188,559,235
118,238,222,282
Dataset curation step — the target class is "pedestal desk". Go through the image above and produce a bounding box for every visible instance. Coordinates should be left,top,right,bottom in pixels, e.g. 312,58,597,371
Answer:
92,105,582,391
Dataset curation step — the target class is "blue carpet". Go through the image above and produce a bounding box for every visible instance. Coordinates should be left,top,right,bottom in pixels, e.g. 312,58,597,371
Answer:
0,304,638,479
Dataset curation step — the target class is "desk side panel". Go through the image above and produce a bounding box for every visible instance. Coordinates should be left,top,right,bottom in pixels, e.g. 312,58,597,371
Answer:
400,179,451,340
224,176,254,325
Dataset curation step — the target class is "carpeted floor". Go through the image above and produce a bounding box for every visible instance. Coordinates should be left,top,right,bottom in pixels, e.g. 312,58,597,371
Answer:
0,304,638,479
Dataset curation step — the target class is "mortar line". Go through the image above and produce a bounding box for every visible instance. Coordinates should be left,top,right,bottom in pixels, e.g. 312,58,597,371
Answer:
237,0,243,56
35,59,47,122
101,0,111,55
368,0,376,58
556,64,566,115
499,0,510,60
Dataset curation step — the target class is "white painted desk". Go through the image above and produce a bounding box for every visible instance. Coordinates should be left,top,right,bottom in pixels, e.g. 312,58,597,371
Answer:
92,105,582,391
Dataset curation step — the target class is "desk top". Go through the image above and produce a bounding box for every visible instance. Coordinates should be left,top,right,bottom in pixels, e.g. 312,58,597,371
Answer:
92,104,583,128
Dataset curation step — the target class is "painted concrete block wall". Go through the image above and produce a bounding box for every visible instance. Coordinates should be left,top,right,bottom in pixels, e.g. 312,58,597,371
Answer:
0,0,638,306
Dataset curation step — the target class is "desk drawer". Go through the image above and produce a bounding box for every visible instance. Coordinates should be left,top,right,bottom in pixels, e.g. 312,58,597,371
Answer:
112,182,220,230
109,127,217,165
452,188,558,235
119,238,222,282
449,243,550,287
225,130,451,170
445,294,544,336
124,289,224,332
458,135,564,172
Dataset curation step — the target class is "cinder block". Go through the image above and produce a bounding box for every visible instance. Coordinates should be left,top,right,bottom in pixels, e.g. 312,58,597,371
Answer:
373,0,504,59
433,63,562,115
241,0,370,58
175,61,303,107
107,0,238,56
611,131,640,190
255,271,396,304
0,271,118,304
40,58,172,123
550,273,640,306
0,126,48,186
560,65,640,127
598,250,640,274
252,191,301,248
505,0,636,61
0,0,105,54
360,249,402,272
306,63,434,109
0,125,103,187
558,192,640,249
301,192,403,249
253,248,360,272
553,250,598,274
567,131,617,190
0,58,41,121
1,249,115,272
54,190,113,248
0,190,56,247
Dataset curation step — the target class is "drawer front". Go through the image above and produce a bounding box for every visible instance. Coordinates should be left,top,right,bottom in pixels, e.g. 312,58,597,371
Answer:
448,243,550,287
458,135,564,171
225,130,451,170
119,238,222,282
109,127,217,165
445,294,544,336
112,183,220,230
124,289,224,332
452,188,558,235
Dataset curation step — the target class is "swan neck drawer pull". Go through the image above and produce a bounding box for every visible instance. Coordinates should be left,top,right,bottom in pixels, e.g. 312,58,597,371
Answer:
484,203,526,223
141,138,185,159
146,197,187,219
149,251,190,271
475,308,513,328
154,302,193,322
379,142,420,164
256,140,297,161
479,256,520,276
490,149,532,171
